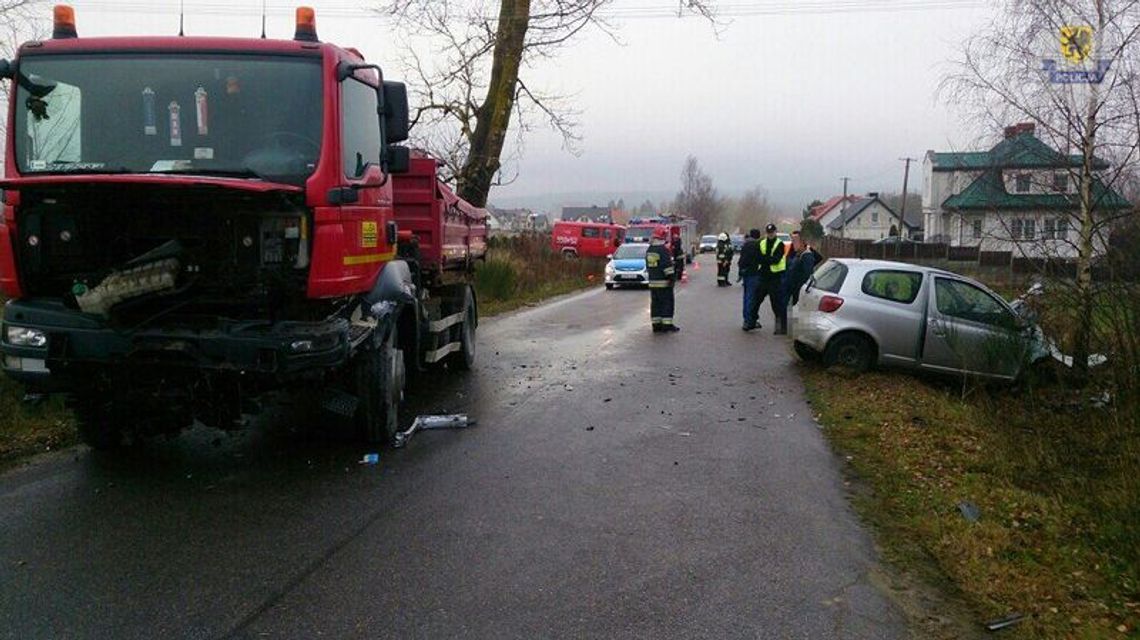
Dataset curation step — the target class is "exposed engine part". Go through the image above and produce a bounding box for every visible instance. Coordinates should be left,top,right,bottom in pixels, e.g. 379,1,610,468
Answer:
75,258,180,315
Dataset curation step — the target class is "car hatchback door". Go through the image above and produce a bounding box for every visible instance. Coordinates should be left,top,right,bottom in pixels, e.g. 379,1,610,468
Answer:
921,276,1027,379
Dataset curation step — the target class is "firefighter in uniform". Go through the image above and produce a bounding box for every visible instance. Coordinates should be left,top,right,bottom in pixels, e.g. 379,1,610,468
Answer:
757,223,788,335
647,227,680,332
715,232,734,286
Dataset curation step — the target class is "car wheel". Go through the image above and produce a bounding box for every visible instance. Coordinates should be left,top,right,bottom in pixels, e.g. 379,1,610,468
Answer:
605,283,614,290
824,333,874,373
793,340,820,363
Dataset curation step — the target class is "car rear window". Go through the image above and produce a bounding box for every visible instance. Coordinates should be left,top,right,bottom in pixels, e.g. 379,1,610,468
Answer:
861,270,923,304
812,260,847,293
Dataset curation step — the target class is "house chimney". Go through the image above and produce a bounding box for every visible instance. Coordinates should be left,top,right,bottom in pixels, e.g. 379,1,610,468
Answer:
867,192,878,198
1005,122,1036,138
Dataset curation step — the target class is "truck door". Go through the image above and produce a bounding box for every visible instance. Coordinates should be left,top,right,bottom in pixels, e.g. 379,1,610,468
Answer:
338,74,392,280
920,276,1027,379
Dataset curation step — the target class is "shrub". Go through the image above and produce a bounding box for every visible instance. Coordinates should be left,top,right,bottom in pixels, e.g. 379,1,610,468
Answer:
474,258,519,301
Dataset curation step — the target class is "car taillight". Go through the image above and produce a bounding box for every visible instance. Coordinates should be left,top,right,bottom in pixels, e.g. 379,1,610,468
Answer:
818,295,844,313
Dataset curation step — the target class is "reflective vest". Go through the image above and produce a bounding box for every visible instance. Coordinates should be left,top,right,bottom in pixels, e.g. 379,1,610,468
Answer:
761,238,786,274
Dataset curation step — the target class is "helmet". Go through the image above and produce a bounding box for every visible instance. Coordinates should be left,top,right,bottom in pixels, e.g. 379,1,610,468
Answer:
651,227,668,240
718,232,729,241
765,223,777,233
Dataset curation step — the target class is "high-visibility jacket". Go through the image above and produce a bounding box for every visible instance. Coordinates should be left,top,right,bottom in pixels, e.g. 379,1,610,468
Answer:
760,237,786,276
646,243,675,288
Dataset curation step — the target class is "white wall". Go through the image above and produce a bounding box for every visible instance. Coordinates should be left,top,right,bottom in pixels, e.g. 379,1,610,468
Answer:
842,201,911,241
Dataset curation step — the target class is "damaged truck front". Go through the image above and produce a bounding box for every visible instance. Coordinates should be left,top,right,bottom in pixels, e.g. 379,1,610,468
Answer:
0,7,483,448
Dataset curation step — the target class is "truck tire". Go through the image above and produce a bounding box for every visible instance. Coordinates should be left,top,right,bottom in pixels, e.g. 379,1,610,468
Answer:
355,325,405,445
448,286,477,371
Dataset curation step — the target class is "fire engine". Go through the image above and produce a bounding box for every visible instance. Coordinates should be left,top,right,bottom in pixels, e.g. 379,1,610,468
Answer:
0,6,486,448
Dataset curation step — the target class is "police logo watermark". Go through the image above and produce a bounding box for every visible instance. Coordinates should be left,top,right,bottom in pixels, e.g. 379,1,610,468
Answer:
1043,25,1111,84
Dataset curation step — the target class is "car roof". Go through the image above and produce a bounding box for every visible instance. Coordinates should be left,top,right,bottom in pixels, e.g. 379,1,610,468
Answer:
830,258,970,280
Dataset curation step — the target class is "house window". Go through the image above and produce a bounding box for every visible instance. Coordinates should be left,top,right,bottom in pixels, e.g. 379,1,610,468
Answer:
1023,219,1035,240
1053,173,1068,193
871,211,879,224
1056,218,1069,240
1043,219,1055,239
972,219,982,239
1010,219,1023,240
1015,173,1031,193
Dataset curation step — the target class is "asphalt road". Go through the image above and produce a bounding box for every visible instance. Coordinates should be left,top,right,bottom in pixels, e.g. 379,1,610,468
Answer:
0,255,909,639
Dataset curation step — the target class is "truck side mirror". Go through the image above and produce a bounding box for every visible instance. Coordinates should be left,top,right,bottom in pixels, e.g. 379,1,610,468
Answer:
383,81,409,143
385,145,410,174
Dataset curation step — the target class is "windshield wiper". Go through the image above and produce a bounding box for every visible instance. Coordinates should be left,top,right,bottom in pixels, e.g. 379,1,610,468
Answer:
152,168,271,181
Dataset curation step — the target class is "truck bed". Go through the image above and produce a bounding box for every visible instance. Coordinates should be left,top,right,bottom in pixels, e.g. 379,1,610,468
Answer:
392,155,488,274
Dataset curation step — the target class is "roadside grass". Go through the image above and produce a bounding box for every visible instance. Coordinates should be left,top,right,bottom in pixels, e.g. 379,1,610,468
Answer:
803,366,1139,638
0,375,74,470
476,234,606,316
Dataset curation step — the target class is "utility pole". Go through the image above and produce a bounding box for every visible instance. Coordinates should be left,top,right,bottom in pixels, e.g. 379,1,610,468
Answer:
897,158,916,257
839,177,850,241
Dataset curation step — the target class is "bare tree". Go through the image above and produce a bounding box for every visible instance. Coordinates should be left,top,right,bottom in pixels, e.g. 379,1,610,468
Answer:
943,0,1140,377
721,186,773,233
672,155,720,232
377,1,718,207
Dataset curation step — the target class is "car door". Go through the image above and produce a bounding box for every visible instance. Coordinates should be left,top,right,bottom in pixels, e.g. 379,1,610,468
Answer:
338,73,391,275
921,276,1027,379
856,269,926,367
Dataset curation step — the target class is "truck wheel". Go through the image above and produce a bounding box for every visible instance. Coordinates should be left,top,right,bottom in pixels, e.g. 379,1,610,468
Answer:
449,287,477,371
355,327,405,445
69,393,124,451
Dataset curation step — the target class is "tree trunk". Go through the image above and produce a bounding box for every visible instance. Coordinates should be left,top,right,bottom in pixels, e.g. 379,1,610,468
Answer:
1073,0,1106,381
457,0,530,208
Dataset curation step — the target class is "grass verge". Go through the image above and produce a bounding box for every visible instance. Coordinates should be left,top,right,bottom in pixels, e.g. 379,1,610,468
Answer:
0,376,74,471
802,366,1139,638
476,234,606,316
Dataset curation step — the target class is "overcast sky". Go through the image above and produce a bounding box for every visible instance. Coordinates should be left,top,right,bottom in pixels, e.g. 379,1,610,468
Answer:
59,0,998,207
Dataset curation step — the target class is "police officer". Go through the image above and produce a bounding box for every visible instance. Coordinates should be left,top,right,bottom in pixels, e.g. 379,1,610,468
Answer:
757,223,788,335
715,232,734,286
647,227,680,332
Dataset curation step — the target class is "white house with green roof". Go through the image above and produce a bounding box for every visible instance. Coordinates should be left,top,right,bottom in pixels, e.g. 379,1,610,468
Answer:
922,123,1131,258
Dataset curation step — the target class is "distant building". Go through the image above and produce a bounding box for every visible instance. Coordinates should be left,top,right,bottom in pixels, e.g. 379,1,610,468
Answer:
525,212,551,232
823,193,919,240
808,195,860,231
487,207,536,231
923,122,1131,256
561,205,614,224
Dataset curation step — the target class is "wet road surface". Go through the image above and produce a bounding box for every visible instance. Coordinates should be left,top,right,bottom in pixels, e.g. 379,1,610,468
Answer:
0,255,908,639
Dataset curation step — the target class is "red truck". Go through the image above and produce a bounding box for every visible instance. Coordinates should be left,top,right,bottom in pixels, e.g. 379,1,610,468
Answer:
0,6,485,447
625,217,699,263
550,220,624,258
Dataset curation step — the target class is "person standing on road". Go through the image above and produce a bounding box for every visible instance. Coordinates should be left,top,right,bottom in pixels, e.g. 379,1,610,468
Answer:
757,223,788,335
787,234,823,307
737,228,762,330
777,230,802,314
647,227,680,333
715,232,734,286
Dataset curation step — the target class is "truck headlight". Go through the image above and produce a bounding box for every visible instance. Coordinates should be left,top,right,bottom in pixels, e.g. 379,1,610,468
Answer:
5,326,48,348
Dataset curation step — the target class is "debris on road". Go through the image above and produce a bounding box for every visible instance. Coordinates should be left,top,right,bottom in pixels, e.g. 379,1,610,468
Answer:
393,414,476,449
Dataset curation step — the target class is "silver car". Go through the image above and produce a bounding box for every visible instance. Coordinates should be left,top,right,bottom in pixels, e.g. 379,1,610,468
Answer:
791,259,1042,380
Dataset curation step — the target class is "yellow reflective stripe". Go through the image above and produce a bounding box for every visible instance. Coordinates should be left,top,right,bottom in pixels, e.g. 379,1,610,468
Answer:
343,248,396,266
660,318,674,324
648,283,670,288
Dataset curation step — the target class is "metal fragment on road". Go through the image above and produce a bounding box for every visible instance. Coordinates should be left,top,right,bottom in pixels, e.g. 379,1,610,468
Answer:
393,414,476,448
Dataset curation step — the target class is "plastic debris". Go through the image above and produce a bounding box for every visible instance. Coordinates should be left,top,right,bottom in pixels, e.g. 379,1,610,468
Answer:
360,453,379,465
984,613,1025,631
958,501,981,523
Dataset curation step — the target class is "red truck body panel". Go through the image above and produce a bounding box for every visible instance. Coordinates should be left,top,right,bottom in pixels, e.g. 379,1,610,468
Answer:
551,221,625,258
391,155,487,272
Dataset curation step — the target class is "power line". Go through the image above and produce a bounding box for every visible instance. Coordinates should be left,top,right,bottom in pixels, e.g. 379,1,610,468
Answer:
69,0,990,20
